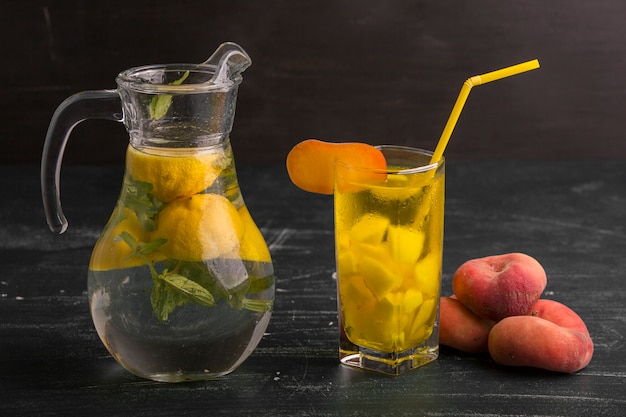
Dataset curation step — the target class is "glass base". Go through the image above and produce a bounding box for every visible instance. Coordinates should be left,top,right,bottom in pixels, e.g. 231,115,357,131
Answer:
339,342,439,376
339,323,439,376
339,344,438,376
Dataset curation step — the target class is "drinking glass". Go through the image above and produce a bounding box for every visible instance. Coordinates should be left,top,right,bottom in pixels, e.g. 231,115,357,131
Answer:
334,145,445,375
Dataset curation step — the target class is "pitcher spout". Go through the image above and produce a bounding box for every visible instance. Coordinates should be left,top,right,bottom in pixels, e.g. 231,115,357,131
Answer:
203,42,252,85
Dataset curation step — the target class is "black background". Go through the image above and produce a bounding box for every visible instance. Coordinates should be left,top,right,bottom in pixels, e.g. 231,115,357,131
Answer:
3,0,626,164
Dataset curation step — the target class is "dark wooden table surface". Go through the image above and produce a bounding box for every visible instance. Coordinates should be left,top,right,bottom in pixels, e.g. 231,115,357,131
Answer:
1,160,625,416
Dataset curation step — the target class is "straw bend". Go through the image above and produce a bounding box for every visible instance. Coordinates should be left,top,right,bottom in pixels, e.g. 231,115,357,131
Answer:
466,75,483,88
430,58,540,164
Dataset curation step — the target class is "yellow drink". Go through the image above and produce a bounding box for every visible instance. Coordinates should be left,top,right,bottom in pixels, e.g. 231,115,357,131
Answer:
334,146,444,375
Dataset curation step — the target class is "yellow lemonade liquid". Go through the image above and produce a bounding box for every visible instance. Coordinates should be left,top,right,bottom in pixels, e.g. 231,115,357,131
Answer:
335,153,444,359
87,142,275,382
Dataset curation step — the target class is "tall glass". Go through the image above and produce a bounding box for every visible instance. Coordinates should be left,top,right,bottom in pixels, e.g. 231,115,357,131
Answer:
334,146,445,375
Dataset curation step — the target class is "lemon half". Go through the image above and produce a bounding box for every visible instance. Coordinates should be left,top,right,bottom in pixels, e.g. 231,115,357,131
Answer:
153,193,244,262
126,145,226,203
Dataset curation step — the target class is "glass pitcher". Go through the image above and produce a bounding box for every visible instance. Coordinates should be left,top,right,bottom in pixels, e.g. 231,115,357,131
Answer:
41,42,275,383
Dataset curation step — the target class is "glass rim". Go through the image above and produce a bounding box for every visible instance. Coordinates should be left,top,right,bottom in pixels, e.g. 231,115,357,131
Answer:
116,63,242,94
336,145,444,175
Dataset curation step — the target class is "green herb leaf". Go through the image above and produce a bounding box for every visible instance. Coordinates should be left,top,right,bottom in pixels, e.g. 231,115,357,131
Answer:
147,258,273,321
248,274,275,294
116,232,167,257
164,260,214,288
242,298,274,313
149,70,190,120
121,176,163,230
160,272,215,308
151,277,186,322
149,95,173,121
150,266,216,322
116,230,137,250
138,237,168,256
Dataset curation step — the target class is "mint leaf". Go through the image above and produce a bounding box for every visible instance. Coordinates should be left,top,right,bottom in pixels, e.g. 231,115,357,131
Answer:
149,70,190,120
160,273,215,308
116,232,167,259
149,95,173,120
170,70,191,86
121,175,163,230
242,298,274,313
150,268,216,322
162,259,244,308
151,277,186,322
248,274,275,294
137,237,168,256
147,259,273,321
116,230,137,250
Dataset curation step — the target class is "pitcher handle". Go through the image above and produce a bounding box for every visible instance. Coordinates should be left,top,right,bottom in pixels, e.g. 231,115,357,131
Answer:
41,90,122,234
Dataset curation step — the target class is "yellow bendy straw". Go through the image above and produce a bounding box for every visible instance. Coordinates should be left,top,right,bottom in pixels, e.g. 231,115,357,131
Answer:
430,59,540,164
